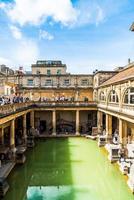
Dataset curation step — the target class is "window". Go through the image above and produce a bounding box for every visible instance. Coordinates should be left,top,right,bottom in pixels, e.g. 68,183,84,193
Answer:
124,88,134,104
47,69,51,75
36,70,40,74
57,69,61,75
64,79,70,86
27,79,33,86
81,79,89,86
100,91,105,101
109,90,119,103
45,79,52,86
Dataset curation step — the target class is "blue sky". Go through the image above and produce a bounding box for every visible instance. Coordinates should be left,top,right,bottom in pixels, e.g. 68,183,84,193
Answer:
0,0,134,73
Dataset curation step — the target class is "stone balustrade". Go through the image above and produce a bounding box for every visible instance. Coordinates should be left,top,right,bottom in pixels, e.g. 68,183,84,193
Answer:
0,101,97,118
0,102,34,117
98,102,134,117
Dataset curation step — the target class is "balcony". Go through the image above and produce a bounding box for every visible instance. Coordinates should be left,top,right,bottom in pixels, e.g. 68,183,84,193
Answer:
0,101,97,118
20,82,93,89
34,101,97,108
122,104,134,116
98,102,134,117
0,102,34,118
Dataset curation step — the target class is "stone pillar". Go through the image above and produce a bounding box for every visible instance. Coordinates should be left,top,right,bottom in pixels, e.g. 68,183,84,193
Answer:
10,119,15,148
122,120,127,145
106,114,112,136
75,90,79,101
76,110,80,135
30,111,34,128
23,114,27,143
0,127,4,145
119,118,123,144
52,110,56,136
108,115,112,136
97,111,102,133
106,114,109,135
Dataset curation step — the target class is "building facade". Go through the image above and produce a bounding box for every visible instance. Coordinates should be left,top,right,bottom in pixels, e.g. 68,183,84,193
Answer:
0,60,134,145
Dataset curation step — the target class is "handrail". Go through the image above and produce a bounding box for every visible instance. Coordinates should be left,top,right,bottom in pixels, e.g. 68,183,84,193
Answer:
0,101,97,117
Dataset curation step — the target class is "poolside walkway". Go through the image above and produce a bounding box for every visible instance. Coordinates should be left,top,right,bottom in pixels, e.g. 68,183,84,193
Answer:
0,162,15,178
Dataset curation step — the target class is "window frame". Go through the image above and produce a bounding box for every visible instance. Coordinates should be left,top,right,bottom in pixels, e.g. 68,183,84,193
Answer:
27,79,34,86
47,69,51,76
109,90,119,103
45,79,53,86
124,88,134,104
64,79,70,86
81,79,89,86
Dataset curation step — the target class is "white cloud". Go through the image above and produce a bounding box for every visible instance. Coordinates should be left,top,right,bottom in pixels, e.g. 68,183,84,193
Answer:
0,0,113,28
5,0,78,26
74,1,105,26
9,25,22,39
0,39,39,69
0,2,6,9
39,30,54,40
0,0,127,28
14,39,39,66
96,6,105,25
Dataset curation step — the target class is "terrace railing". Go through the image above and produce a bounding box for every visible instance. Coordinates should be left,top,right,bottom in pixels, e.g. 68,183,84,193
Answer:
0,101,97,118
0,102,34,117
98,102,134,117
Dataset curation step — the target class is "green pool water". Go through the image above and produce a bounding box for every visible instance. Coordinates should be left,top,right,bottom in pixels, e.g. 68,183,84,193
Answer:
3,138,134,200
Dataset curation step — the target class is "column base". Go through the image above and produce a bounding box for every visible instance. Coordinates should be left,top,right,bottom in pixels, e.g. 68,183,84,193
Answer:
52,132,56,136
76,132,80,136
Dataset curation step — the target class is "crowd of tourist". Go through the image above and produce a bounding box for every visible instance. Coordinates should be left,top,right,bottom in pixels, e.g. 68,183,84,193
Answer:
39,96,89,102
39,96,75,102
0,94,89,106
0,95,30,106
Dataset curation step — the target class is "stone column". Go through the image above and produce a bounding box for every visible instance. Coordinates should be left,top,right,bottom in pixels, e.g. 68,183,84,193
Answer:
106,114,109,135
122,120,127,145
119,118,123,144
119,118,128,144
10,119,15,148
23,114,27,143
52,110,56,136
108,115,112,136
76,110,80,135
97,111,102,133
106,114,112,136
30,111,34,128
0,127,4,145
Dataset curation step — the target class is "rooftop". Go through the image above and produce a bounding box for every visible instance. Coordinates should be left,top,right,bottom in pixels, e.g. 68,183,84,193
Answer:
32,60,66,68
100,62,134,87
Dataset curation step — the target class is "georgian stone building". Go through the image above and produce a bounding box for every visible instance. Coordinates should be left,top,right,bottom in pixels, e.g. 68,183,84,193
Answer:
97,62,134,144
0,59,134,147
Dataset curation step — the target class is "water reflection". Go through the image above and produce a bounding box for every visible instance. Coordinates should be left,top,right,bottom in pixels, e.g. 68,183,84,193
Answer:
3,138,134,200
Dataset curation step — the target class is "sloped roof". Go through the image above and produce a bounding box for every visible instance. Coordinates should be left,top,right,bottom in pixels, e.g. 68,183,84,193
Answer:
100,63,134,87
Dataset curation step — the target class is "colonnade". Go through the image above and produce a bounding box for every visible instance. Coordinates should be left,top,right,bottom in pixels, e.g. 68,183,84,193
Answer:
3,109,132,148
97,110,129,144
0,109,82,150
52,110,80,135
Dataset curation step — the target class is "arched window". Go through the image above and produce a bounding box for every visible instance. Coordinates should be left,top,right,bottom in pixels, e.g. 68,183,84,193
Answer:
99,91,105,101
124,88,134,104
109,90,119,103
